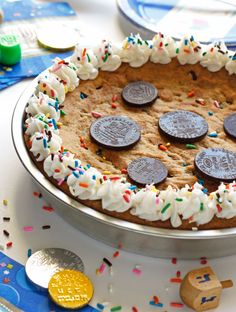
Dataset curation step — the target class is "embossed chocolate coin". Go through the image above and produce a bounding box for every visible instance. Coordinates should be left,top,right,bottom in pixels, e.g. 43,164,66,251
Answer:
122,81,158,106
48,270,93,309
194,148,236,182
224,113,236,139
25,248,84,290
90,115,141,150
127,157,168,185
158,110,208,143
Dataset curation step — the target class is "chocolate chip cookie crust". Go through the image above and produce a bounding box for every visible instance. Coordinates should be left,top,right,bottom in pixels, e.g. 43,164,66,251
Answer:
23,35,236,230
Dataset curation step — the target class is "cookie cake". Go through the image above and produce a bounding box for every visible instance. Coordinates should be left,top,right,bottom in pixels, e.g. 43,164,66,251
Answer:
23,33,236,230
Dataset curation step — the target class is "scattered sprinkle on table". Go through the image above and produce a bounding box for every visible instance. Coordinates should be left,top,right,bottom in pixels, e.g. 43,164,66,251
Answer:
2,199,8,206
200,256,208,265
170,278,182,283
170,302,184,308
113,251,120,258
42,205,54,212
110,305,122,311
3,230,9,237
28,249,32,258
132,307,138,312
23,226,33,232
132,267,142,276
171,258,177,264
3,217,10,222
6,242,12,248
42,225,51,230
33,191,42,198
149,301,163,307
103,257,112,267
176,270,181,277
97,303,105,310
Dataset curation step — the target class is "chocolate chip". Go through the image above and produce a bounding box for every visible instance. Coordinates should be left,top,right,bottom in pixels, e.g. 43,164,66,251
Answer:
127,157,168,185
90,116,141,150
189,70,197,81
158,110,208,143
122,81,158,107
194,148,236,182
224,113,236,139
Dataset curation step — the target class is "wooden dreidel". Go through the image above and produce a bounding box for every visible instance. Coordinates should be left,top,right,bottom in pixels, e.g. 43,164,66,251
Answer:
180,266,233,311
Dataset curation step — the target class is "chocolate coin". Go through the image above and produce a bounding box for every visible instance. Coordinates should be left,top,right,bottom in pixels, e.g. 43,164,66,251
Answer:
48,270,93,309
224,113,236,139
36,25,79,51
122,81,158,106
158,110,208,143
194,148,236,182
25,248,84,290
127,157,168,185
90,115,141,150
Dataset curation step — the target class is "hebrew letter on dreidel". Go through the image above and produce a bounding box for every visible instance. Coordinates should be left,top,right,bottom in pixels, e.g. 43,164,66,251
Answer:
180,266,233,311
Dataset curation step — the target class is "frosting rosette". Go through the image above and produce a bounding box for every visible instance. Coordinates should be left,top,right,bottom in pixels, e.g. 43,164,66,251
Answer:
25,113,59,137
97,179,134,212
131,186,162,221
119,34,152,67
37,73,65,103
30,130,62,162
177,35,202,65
50,58,79,92
211,183,236,219
150,32,176,64
201,41,229,72
225,53,236,75
44,152,80,181
70,46,98,80
178,183,215,225
93,39,121,71
26,93,61,121
67,166,102,200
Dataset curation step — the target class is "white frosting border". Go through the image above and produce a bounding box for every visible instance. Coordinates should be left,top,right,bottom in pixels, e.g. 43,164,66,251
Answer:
24,34,236,229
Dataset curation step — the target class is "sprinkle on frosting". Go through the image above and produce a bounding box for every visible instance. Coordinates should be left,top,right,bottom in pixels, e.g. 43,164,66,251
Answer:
24,33,236,228
119,33,152,67
50,57,79,92
70,45,99,80
150,32,176,64
93,39,121,71
177,35,202,65
201,41,230,72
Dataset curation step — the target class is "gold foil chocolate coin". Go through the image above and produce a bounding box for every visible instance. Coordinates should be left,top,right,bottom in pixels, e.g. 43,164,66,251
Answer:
48,269,93,309
36,25,79,51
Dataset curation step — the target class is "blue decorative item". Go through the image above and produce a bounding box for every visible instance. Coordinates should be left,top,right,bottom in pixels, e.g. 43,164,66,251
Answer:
0,252,98,311
117,0,236,49
1,0,76,22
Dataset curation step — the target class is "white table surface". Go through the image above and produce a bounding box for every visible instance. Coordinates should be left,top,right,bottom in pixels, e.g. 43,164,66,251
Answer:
1,1,236,311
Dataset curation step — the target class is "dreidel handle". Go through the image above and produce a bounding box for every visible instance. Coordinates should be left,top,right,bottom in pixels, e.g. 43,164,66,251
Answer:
220,280,233,289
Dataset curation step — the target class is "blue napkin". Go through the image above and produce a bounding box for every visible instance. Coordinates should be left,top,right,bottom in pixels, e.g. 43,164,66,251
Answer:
1,0,76,22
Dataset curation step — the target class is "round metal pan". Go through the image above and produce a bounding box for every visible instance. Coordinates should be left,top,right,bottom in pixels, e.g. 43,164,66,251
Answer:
12,75,236,259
